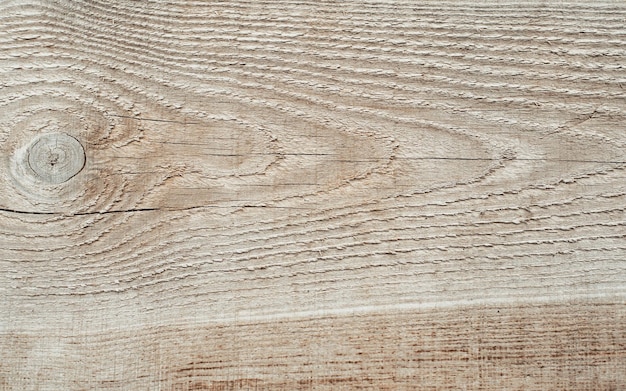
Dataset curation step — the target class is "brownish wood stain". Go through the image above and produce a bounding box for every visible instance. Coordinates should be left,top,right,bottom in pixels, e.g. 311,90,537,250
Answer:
2,302,624,390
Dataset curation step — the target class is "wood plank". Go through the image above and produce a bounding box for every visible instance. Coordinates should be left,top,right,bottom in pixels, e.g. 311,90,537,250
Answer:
1,0,625,389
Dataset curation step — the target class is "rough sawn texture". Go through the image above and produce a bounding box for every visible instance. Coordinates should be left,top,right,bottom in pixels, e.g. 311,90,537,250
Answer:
0,1,625,390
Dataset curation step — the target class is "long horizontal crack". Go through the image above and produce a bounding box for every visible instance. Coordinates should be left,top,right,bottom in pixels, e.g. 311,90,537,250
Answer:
0,204,312,217
108,114,201,125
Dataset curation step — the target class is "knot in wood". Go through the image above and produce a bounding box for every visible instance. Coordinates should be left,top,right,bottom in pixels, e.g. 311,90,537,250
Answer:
26,133,85,184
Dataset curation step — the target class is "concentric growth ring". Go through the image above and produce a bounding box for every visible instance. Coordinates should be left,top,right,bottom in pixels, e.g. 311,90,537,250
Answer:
26,133,86,184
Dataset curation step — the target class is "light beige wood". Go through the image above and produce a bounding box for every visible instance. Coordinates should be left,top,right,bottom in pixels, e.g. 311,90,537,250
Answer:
1,0,625,389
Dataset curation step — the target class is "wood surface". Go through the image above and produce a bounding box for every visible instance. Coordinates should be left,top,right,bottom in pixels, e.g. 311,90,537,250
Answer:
1,0,625,389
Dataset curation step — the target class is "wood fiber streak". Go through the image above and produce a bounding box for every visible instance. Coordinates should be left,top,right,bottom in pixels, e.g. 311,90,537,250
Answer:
0,0,625,390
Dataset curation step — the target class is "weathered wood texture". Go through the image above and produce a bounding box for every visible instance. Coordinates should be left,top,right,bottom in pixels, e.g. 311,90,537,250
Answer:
1,0,625,389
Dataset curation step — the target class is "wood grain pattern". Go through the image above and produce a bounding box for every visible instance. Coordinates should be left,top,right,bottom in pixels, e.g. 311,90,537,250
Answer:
1,0,625,389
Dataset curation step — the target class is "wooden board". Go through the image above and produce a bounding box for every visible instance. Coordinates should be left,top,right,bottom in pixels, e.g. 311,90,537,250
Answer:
1,0,625,389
